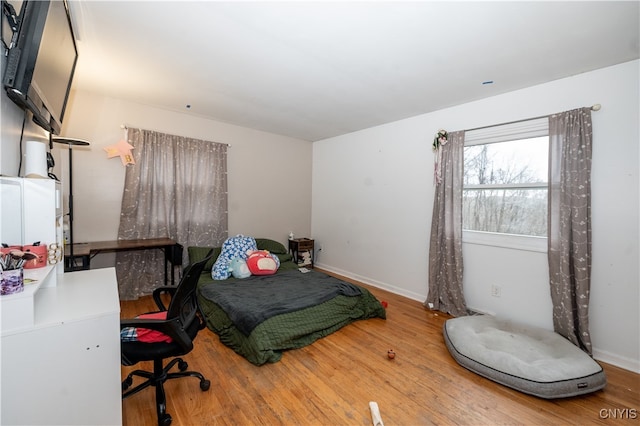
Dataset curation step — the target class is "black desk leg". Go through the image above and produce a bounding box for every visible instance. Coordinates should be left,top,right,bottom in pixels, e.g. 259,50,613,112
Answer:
164,243,183,285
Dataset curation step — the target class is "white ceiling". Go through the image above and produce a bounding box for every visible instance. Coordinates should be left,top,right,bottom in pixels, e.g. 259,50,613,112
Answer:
68,1,639,141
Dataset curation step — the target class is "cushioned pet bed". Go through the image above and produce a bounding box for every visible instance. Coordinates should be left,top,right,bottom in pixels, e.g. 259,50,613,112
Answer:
443,315,606,398
191,241,386,366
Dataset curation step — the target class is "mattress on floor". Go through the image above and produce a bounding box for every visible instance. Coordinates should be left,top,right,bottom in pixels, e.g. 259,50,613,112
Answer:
443,315,606,399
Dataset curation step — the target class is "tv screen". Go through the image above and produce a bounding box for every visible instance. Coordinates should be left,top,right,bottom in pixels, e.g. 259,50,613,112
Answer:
3,0,78,135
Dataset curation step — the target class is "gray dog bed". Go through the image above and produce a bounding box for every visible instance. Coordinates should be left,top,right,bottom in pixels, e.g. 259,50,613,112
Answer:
443,315,606,398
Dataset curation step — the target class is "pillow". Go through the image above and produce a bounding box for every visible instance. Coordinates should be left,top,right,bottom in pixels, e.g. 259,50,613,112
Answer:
246,250,280,275
120,311,172,343
255,238,288,254
275,253,293,263
187,246,221,272
230,257,251,279
212,235,257,280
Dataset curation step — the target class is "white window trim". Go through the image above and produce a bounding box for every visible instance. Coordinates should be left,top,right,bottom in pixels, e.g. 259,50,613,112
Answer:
464,182,547,190
463,117,549,250
463,230,547,253
465,117,549,145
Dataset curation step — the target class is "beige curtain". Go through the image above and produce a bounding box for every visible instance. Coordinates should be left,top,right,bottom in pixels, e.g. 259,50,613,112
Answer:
425,130,467,317
116,128,228,300
548,108,593,354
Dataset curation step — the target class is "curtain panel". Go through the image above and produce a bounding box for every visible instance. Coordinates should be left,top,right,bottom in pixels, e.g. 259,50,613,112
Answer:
117,128,228,300
425,130,468,317
548,107,593,354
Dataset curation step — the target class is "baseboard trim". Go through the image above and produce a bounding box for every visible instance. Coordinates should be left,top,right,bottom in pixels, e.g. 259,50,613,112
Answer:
592,348,640,374
314,263,424,302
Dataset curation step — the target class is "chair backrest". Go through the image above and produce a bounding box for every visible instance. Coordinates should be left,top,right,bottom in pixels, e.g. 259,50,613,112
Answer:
166,249,215,330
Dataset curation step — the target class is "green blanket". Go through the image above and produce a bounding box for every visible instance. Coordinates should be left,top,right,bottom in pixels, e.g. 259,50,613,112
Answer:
197,267,386,365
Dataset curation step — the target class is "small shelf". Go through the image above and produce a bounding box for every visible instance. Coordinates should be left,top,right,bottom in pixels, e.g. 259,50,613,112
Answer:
1,264,57,335
288,238,315,268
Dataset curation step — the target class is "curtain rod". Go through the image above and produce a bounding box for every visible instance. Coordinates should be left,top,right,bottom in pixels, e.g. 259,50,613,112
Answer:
464,104,601,133
119,124,231,147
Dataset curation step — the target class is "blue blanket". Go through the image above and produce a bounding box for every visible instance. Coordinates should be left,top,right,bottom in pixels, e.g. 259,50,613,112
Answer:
199,269,362,335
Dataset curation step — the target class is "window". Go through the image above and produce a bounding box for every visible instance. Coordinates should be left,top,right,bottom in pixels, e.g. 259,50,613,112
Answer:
462,118,548,251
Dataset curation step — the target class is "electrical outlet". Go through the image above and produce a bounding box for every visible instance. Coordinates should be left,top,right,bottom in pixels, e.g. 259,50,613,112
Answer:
491,284,501,298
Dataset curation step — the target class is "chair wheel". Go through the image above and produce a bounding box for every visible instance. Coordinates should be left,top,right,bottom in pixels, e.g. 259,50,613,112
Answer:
122,376,133,391
178,360,188,371
200,379,211,391
160,413,172,426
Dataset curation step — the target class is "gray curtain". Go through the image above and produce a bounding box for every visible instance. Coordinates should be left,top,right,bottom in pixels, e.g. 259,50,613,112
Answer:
548,108,593,354
116,128,228,300
425,130,467,317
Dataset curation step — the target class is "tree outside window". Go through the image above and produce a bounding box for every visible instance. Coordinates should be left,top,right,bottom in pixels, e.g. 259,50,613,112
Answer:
463,136,548,237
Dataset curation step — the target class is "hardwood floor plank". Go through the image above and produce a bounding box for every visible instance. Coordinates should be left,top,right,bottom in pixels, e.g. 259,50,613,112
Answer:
120,271,640,425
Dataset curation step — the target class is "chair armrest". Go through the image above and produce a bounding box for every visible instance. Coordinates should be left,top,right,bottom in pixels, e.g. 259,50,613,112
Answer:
152,286,177,311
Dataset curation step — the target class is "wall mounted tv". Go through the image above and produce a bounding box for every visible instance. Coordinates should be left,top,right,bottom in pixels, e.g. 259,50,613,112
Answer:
3,0,78,135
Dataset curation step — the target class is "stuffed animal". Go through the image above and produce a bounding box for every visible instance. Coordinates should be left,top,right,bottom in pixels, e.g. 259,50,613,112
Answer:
229,257,251,279
246,250,279,275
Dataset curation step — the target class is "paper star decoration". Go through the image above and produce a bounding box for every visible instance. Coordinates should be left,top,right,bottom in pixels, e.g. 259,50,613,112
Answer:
104,139,135,165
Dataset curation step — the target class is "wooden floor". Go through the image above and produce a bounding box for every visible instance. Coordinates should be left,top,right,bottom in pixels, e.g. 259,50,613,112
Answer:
120,271,640,425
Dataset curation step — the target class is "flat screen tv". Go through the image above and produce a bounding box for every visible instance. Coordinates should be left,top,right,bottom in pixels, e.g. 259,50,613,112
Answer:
3,0,78,135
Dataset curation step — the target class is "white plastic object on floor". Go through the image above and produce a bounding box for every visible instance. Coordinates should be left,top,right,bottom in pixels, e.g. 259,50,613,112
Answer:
369,401,384,426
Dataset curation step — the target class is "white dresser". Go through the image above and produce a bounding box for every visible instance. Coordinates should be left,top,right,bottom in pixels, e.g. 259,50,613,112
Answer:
0,267,122,425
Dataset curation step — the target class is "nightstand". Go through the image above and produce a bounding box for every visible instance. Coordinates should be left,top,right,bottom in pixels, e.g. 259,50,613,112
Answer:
288,238,314,268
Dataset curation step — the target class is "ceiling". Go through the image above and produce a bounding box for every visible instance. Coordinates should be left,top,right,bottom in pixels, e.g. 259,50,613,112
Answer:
67,1,639,141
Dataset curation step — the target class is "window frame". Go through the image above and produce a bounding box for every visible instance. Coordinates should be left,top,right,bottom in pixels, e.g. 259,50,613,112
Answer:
462,117,549,253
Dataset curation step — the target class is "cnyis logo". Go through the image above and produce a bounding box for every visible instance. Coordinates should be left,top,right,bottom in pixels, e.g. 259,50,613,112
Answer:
599,408,638,420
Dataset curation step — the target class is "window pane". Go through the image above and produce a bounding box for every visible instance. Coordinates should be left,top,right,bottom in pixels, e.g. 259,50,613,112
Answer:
463,188,547,236
464,137,548,185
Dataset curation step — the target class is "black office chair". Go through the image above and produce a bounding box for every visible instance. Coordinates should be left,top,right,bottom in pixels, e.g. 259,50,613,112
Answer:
121,250,214,426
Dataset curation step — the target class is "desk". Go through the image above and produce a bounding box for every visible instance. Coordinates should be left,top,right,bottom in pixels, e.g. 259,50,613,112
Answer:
65,238,182,284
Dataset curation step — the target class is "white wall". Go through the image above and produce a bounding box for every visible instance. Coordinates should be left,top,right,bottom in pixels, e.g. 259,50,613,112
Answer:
54,90,312,267
312,60,639,372
0,92,29,177
0,56,50,179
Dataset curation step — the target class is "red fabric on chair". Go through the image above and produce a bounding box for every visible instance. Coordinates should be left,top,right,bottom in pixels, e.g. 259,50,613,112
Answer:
136,311,173,343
